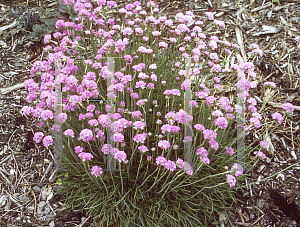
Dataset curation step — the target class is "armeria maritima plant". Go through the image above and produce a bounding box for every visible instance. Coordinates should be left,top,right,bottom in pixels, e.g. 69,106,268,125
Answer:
22,0,294,226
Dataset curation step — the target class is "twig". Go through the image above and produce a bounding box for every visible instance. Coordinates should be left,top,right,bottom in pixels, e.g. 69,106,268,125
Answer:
79,216,90,227
250,214,265,227
31,190,37,215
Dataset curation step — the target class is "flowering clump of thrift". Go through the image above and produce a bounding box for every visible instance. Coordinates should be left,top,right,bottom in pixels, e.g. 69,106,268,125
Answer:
21,0,294,226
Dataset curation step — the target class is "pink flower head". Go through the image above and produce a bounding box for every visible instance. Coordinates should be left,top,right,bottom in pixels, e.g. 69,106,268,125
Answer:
156,156,167,166
158,140,170,150
200,156,210,165
282,102,294,114
225,146,234,155
257,151,267,160
209,139,219,150
91,166,103,177
133,133,147,143
260,141,268,150
194,124,205,131
33,132,44,143
263,81,276,89
271,112,283,124
203,129,217,140
74,146,83,154
164,160,176,171
138,145,149,153
214,117,228,129
114,150,127,163
205,12,214,20
111,132,124,143
78,152,93,161
196,147,208,156
226,174,236,188
43,135,53,147
132,111,142,119
231,163,243,177
78,129,95,142
63,129,75,137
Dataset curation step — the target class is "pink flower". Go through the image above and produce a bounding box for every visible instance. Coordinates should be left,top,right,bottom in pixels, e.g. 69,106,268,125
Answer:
161,81,166,85
263,81,276,89
33,132,44,143
78,129,95,142
158,140,170,150
249,118,261,129
231,163,243,177
43,135,53,147
225,146,234,155
114,150,127,163
164,160,176,171
215,117,228,129
200,156,210,165
271,112,283,124
136,99,147,106
203,129,217,140
194,124,205,131
78,152,93,161
156,156,167,166
111,132,124,143
253,49,263,57
74,146,83,154
282,102,294,114
205,12,214,20
152,31,161,36
133,121,146,130
196,147,208,156
133,133,147,143
91,166,103,177
257,151,267,160
138,145,149,153
147,156,152,160
226,174,236,188
63,129,75,137
209,139,219,150
260,141,268,149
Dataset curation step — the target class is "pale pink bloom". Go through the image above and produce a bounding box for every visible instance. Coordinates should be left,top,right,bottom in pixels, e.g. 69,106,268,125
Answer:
138,145,149,153
78,152,93,161
201,156,210,165
227,174,236,188
33,132,44,143
209,139,219,150
282,102,294,114
196,147,208,156
63,129,75,137
271,112,283,124
194,124,205,131
205,12,214,20
156,156,167,166
257,151,267,160
158,140,170,150
114,150,127,163
260,141,268,150
225,146,234,155
164,160,176,171
43,135,53,147
91,166,103,177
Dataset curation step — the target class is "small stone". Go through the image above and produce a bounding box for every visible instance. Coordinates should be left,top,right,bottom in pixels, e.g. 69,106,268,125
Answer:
27,206,35,211
19,196,30,202
33,186,41,193
38,201,47,210
44,206,51,215
266,157,271,163
257,199,265,209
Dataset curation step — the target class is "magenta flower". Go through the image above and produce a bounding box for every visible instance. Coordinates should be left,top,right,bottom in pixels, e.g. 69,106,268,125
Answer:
231,163,243,177
200,156,210,165
74,146,83,154
114,150,127,163
257,151,267,160
91,166,103,177
33,132,44,143
133,121,146,130
111,132,124,143
249,118,261,129
78,152,93,161
138,145,149,153
271,112,283,124
215,117,228,129
209,139,219,151
133,133,147,143
226,174,236,188
263,81,276,89
156,156,167,166
225,146,234,155
78,129,95,142
260,141,268,150
158,140,170,150
203,129,217,140
164,160,176,171
205,12,214,20
196,147,208,156
147,156,152,161
63,129,75,137
282,102,294,114
43,135,53,147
